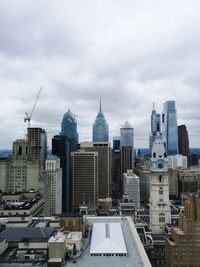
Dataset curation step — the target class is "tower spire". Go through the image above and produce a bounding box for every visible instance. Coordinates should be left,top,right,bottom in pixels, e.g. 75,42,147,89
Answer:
100,99,102,112
153,102,155,111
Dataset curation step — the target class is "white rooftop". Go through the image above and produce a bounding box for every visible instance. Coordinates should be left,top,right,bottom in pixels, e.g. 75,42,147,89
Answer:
90,223,127,255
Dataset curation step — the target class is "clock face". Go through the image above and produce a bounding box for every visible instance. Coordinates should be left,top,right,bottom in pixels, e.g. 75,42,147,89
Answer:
158,162,164,169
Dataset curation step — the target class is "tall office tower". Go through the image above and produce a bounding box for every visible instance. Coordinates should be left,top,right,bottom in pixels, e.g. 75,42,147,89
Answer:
149,132,171,234
149,103,161,154
93,100,109,142
162,101,178,155
44,155,62,216
123,169,140,208
61,109,79,151
27,127,47,171
178,125,190,166
112,137,121,187
0,139,41,193
120,121,134,193
71,150,98,211
52,135,70,212
80,142,112,199
166,195,200,267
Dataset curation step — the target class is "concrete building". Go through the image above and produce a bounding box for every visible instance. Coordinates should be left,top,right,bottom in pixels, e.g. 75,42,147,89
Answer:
27,127,47,171
123,169,140,208
0,139,42,193
168,154,187,169
149,132,171,234
71,150,98,211
44,155,62,216
165,195,200,267
80,142,112,199
120,121,134,193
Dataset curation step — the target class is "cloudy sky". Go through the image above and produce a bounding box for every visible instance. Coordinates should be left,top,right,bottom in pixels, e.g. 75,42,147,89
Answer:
0,0,200,149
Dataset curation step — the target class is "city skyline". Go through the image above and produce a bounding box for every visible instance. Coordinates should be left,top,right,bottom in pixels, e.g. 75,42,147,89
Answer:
0,1,200,149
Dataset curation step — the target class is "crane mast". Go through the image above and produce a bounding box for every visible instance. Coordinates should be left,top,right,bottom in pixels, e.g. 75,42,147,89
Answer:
24,87,42,128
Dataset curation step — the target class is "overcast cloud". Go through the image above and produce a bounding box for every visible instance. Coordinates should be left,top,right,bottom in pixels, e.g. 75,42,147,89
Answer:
0,0,200,149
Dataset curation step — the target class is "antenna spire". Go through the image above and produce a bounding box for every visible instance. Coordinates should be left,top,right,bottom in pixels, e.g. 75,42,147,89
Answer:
153,102,155,111
100,99,102,112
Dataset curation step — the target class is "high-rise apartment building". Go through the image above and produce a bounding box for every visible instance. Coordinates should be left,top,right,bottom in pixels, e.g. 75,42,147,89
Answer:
44,155,62,216
123,169,140,208
27,127,47,171
120,121,134,193
80,142,112,199
178,124,190,166
93,100,109,142
166,195,200,267
162,101,178,155
149,132,171,234
61,109,79,151
52,135,70,212
71,150,98,211
149,103,161,154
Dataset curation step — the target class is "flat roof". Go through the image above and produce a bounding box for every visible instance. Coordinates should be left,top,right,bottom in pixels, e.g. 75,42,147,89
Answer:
64,217,152,267
90,223,127,254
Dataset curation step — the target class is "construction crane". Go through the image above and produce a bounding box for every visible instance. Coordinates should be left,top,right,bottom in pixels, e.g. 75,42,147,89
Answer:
24,87,42,128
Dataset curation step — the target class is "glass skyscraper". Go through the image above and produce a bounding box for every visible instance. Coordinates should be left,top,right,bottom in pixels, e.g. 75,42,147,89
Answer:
61,109,79,151
162,101,178,155
93,100,109,142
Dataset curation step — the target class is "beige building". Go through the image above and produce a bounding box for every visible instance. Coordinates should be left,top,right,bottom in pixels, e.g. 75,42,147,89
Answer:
71,150,98,211
166,195,200,267
44,155,62,216
0,139,42,193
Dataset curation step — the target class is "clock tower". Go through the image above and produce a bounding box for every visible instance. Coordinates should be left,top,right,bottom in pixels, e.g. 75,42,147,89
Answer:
149,132,171,234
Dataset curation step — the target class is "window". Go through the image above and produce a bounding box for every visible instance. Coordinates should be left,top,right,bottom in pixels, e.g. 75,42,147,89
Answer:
159,175,162,182
159,187,163,195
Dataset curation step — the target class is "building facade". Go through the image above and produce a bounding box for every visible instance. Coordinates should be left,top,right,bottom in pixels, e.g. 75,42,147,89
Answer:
165,195,200,267
123,169,140,208
52,135,70,212
149,132,171,234
44,155,62,216
149,103,161,154
92,100,109,142
178,125,190,167
71,150,98,211
80,142,112,199
162,101,178,155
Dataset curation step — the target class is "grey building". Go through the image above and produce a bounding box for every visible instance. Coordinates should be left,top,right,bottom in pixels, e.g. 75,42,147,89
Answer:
123,170,140,208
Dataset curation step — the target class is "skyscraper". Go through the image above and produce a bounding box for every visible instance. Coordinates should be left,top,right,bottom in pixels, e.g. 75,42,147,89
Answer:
178,124,190,166
149,132,171,234
27,127,47,171
71,150,98,211
93,100,109,142
61,109,79,151
162,101,178,155
149,103,161,154
52,135,70,212
120,121,134,193
80,142,112,199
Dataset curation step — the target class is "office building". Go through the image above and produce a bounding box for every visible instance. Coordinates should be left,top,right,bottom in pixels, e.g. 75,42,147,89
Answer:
149,132,171,234
27,127,47,171
120,121,134,192
112,136,121,187
149,103,161,154
52,135,70,212
80,142,112,199
93,100,109,142
44,155,62,216
123,169,140,208
168,154,187,169
71,150,98,211
178,124,190,166
61,109,79,151
0,139,41,193
162,101,178,155
166,195,200,267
